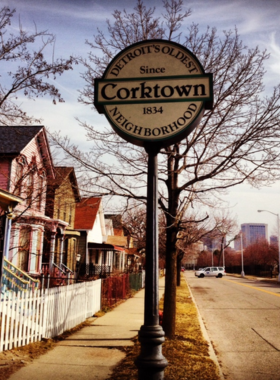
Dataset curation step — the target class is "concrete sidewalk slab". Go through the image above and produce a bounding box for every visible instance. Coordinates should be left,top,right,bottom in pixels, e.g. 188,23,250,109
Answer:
8,346,125,380
7,277,165,380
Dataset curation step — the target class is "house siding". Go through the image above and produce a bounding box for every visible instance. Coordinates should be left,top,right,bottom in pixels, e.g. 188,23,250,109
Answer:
0,159,11,190
53,179,76,229
88,212,103,243
9,136,48,216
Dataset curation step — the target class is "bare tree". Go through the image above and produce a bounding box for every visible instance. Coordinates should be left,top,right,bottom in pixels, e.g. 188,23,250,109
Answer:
121,202,147,251
175,213,209,285
0,6,77,125
50,0,280,338
209,212,239,266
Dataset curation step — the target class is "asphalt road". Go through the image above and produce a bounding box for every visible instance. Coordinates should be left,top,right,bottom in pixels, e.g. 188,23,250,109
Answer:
185,271,280,380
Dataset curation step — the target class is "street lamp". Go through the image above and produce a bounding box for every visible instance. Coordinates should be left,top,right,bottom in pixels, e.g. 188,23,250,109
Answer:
257,209,280,282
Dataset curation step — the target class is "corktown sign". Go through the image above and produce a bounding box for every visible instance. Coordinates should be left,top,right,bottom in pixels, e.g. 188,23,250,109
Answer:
94,40,213,380
95,39,213,147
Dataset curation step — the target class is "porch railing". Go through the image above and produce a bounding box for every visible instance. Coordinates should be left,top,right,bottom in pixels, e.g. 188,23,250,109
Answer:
61,263,74,274
77,263,112,278
2,258,40,294
41,262,74,288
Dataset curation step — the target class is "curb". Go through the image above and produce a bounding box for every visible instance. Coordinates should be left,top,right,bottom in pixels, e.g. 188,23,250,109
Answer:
186,279,225,380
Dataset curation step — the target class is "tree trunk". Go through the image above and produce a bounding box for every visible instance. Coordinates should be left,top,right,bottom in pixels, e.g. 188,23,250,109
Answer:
177,254,181,286
162,150,180,339
176,250,184,286
162,226,177,339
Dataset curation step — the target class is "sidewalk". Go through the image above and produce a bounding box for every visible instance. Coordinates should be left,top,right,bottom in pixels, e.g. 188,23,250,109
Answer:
7,277,165,380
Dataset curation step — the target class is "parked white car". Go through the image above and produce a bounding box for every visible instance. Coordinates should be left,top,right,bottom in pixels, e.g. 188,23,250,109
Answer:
195,267,226,278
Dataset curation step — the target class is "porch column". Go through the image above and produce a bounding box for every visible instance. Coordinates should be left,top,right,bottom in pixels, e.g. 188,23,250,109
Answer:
49,232,56,273
37,226,44,273
119,252,122,271
98,250,102,265
59,236,64,267
29,226,37,273
10,224,20,265
122,252,125,271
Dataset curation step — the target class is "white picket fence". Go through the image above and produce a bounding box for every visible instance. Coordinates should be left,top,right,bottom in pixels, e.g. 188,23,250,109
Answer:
0,280,101,352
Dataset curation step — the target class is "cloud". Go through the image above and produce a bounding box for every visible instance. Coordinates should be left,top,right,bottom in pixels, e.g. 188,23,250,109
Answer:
268,32,280,75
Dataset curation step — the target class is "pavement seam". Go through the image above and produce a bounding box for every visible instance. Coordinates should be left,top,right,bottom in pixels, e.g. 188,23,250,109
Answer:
185,276,225,380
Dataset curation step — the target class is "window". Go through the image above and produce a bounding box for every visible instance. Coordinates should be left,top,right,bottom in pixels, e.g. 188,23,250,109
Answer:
69,205,72,225
57,198,61,219
14,155,27,196
63,202,67,221
18,227,30,271
26,171,34,205
36,169,46,210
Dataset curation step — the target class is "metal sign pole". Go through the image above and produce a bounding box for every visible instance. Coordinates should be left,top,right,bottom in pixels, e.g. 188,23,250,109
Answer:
135,146,168,379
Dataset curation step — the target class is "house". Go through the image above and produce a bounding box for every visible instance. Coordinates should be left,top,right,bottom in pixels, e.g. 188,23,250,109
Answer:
0,188,23,289
0,126,55,277
75,198,127,277
43,167,81,276
105,214,141,271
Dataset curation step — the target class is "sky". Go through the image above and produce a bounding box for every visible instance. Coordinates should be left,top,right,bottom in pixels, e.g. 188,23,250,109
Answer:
2,0,280,239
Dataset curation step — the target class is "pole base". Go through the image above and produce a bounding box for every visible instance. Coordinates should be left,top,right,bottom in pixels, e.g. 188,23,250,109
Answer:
135,325,168,380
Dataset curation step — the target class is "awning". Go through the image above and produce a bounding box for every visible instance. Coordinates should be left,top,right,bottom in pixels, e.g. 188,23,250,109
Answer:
88,242,126,252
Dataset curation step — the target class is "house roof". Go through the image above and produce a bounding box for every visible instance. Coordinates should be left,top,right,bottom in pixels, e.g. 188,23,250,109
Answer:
88,242,125,252
0,125,55,178
0,126,43,154
50,166,81,202
74,197,101,230
105,214,123,229
0,187,23,211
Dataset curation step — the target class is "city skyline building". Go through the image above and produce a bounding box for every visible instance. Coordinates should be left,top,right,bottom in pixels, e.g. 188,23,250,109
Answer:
240,223,268,248
270,235,278,246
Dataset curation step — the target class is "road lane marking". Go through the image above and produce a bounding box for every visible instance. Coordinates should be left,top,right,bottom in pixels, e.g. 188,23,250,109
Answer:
222,278,280,297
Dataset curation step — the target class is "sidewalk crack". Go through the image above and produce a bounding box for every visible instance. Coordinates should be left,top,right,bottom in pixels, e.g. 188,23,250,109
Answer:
252,328,280,351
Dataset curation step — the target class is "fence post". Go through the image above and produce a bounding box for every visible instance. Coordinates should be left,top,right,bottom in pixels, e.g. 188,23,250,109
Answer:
47,274,50,289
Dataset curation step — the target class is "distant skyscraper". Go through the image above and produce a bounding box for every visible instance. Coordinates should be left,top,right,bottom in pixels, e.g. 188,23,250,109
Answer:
234,237,241,251
270,235,278,246
241,223,268,248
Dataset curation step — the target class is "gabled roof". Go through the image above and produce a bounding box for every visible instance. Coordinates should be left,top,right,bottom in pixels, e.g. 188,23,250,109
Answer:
0,126,43,154
74,197,101,230
0,125,55,178
49,166,81,202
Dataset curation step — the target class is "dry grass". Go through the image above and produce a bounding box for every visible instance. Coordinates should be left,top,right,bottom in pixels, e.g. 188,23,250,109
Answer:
108,276,220,379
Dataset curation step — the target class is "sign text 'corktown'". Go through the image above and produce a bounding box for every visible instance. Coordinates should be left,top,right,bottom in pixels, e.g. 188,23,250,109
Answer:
95,40,213,147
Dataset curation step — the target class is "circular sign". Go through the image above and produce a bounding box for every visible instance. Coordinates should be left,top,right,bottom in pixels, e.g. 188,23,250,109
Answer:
95,39,213,148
